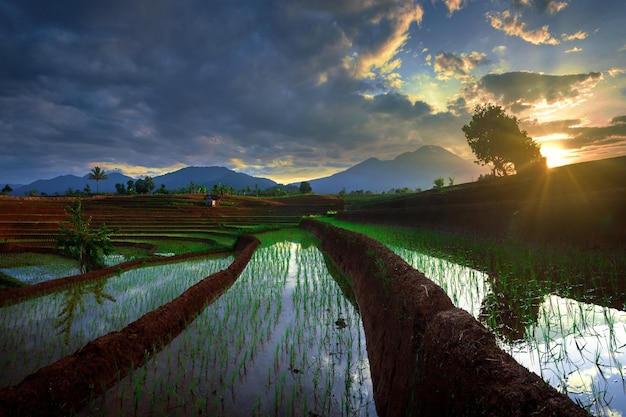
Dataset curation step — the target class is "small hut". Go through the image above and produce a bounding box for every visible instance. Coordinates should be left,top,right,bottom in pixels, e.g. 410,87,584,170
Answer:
204,194,221,207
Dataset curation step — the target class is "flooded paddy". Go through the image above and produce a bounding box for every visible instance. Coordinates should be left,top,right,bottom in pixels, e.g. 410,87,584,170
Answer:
83,229,376,417
323,219,625,416
0,254,234,388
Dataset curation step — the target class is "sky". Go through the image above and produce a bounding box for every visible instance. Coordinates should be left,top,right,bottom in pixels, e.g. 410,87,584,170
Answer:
1,0,625,186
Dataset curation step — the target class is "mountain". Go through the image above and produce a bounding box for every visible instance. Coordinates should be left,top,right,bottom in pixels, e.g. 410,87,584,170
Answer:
301,145,489,194
9,167,276,196
10,172,134,196
152,166,277,191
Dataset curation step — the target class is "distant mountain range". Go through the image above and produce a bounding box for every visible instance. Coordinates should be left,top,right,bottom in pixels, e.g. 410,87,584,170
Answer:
8,168,277,196
6,145,487,196
297,145,488,194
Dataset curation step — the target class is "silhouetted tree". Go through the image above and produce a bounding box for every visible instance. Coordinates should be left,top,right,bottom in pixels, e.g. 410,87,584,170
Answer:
88,167,107,194
115,183,126,195
299,181,312,194
1,184,12,195
433,177,445,189
462,104,544,177
135,177,155,194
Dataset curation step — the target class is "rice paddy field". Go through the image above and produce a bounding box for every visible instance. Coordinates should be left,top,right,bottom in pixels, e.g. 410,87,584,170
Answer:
0,254,234,389
1,192,623,416
81,229,375,417
320,218,626,416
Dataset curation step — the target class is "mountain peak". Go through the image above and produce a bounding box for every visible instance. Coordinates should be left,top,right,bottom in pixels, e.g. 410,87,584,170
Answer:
394,145,450,162
307,144,488,193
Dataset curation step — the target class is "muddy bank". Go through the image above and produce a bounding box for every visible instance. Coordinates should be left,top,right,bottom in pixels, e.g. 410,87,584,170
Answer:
0,234,260,417
301,219,589,417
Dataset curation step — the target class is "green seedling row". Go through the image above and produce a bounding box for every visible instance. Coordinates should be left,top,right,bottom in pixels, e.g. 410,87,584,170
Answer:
82,229,376,417
0,254,234,388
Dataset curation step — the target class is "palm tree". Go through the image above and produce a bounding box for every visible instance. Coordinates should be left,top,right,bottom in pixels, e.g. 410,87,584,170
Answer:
88,166,107,194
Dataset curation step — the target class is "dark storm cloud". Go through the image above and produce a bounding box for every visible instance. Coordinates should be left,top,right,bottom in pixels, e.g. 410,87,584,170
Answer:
478,71,602,106
565,122,626,149
366,93,432,119
0,0,435,183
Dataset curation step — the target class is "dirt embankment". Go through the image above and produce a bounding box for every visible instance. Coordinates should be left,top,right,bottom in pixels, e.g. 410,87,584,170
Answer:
0,235,260,417
301,219,590,417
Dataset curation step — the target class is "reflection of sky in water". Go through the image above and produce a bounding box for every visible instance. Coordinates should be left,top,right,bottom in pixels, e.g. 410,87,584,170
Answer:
83,239,376,417
388,245,626,416
388,246,489,318
0,256,233,388
1,264,81,285
502,295,626,417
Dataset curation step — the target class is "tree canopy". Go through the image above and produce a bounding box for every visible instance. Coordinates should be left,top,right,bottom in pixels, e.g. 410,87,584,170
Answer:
299,181,312,194
462,104,545,177
56,199,116,273
88,166,108,193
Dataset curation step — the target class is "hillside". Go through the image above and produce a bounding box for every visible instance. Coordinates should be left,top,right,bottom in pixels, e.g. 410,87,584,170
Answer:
338,156,626,249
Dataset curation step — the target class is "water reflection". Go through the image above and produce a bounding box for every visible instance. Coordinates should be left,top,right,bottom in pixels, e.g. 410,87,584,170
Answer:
479,274,543,342
388,245,489,318
504,295,626,416
388,244,626,415
55,281,116,344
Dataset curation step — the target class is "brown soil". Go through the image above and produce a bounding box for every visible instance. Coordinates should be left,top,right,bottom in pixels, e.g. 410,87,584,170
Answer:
0,235,260,417
302,219,590,417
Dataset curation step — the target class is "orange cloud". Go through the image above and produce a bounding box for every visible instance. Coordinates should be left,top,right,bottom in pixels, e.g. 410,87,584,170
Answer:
486,10,559,45
561,30,587,41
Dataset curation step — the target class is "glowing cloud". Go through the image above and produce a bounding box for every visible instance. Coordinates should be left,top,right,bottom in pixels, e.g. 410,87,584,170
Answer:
433,51,488,81
93,162,188,179
440,0,465,15
346,2,424,80
562,30,587,41
486,10,559,45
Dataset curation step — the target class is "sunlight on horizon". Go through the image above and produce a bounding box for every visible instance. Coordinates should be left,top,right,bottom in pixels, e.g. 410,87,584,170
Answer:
541,144,571,168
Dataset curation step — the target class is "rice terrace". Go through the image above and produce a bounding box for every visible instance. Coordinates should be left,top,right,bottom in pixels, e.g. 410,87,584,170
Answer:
1,156,626,417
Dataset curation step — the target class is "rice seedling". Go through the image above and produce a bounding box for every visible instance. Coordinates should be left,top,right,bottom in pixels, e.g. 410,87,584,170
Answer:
82,229,376,417
318,219,626,416
0,254,234,388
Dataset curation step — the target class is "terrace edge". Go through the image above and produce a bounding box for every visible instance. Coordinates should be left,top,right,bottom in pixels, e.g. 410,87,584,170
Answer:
301,218,590,417
0,234,260,417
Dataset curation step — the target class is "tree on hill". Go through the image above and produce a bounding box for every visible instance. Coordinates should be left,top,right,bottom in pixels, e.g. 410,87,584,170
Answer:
1,184,11,195
462,104,545,177
88,167,108,194
299,181,312,194
56,199,116,273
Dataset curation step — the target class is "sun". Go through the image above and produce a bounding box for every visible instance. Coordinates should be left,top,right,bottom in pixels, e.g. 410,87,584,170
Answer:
541,145,569,168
